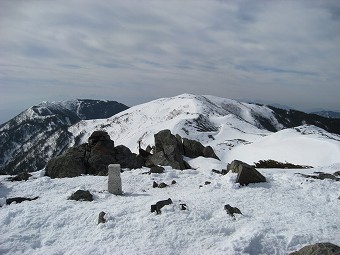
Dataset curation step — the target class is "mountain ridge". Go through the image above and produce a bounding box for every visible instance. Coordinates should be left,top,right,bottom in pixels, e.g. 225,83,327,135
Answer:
0,99,128,174
1,94,340,174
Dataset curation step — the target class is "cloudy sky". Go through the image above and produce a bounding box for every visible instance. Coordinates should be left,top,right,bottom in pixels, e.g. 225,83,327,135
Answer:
1,0,340,123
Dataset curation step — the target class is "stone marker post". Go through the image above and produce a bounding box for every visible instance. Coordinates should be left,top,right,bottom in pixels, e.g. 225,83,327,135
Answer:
108,164,122,195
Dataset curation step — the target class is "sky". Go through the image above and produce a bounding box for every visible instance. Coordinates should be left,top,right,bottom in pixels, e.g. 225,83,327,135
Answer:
1,0,340,124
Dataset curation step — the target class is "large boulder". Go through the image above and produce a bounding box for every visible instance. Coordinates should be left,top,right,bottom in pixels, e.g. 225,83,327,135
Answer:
86,139,116,175
227,160,266,186
114,145,145,169
289,242,340,255
148,130,188,170
183,138,220,160
45,144,87,178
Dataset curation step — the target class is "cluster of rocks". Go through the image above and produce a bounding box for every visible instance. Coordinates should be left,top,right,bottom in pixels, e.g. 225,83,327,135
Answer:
144,129,219,170
45,131,145,178
45,129,220,178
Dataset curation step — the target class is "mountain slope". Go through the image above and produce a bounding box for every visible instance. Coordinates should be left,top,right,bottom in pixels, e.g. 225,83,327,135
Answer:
311,110,340,119
69,94,340,167
0,99,128,174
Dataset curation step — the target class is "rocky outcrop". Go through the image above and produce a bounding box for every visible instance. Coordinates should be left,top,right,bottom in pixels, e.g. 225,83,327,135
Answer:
227,160,266,186
145,130,188,170
289,242,340,255
145,129,219,170
45,129,220,178
46,131,144,178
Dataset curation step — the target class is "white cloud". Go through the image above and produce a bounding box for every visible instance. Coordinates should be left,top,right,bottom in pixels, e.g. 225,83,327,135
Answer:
0,0,339,123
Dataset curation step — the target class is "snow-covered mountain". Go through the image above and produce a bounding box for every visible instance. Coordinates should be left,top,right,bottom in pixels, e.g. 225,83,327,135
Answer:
1,94,340,254
311,110,340,119
0,99,128,174
1,94,340,175
69,94,340,167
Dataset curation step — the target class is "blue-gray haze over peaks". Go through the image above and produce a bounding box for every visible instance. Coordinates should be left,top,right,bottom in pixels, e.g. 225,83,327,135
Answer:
1,0,340,123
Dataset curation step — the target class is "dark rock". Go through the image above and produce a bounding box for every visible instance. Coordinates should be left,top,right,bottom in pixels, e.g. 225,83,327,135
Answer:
203,146,220,160
150,198,173,214
86,140,115,175
7,172,32,182
158,182,168,188
6,196,39,205
88,131,111,147
68,190,93,201
228,160,266,186
182,138,205,158
298,172,340,181
145,145,153,153
98,211,106,224
45,144,87,178
46,131,145,178
154,130,181,153
236,166,266,186
221,169,229,175
227,160,252,173
224,204,242,218
204,181,211,185
318,173,338,180
212,169,221,174
333,171,340,176
115,145,145,169
153,181,158,188
139,148,152,158
146,150,186,170
289,242,340,255
212,169,229,175
150,166,165,174
150,130,187,170
171,180,176,185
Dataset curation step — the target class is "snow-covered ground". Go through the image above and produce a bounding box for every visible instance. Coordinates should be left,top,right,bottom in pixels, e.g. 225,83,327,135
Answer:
1,94,340,254
1,159,339,255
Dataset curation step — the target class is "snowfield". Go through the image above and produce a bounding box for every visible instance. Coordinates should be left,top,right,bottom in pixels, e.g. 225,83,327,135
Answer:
1,160,339,255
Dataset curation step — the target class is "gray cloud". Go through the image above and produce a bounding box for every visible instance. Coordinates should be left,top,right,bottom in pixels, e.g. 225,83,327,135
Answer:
0,0,340,123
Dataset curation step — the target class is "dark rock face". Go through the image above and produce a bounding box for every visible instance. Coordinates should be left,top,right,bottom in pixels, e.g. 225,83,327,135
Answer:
45,144,87,178
183,138,220,160
68,190,93,201
115,145,145,169
145,129,219,170
182,138,205,158
227,160,266,186
85,132,116,175
289,242,340,255
146,130,187,170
